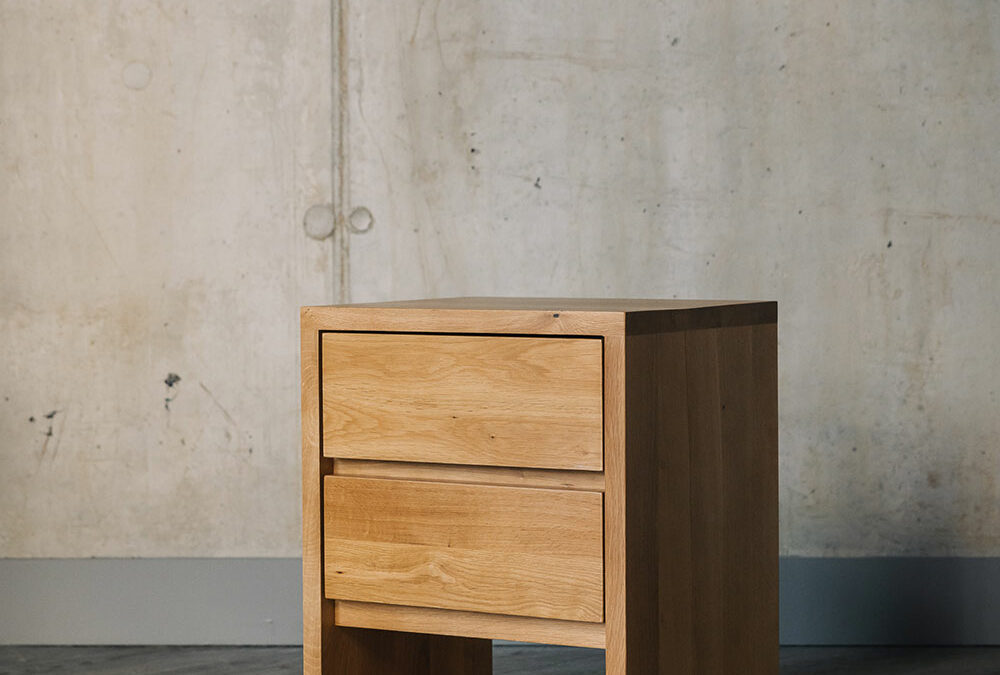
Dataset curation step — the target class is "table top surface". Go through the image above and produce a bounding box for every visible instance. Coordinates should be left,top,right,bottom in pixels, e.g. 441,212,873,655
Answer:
309,297,773,313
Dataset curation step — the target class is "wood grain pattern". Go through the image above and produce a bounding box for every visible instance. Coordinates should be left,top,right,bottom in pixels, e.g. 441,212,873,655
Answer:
686,327,726,675
620,331,660,674
333,458,605,492
302,298,775,338
304,312,494,675
322,333,603,470
750,323,780,672
303,300,776,673
336,601,606,649
684,324,778,674
303,304,624,338
299,310,330,674
602,334,627,674
338,296,768,313
325,627,491,674
324,476,605,622
655,331,695,673
608,321,778,674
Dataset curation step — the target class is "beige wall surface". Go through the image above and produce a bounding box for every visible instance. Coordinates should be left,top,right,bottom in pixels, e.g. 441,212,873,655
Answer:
0,1,333,557
2,1,998,559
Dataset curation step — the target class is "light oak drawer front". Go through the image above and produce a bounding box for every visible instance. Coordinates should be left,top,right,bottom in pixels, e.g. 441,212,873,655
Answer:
323,476,604,623
321,333,603,470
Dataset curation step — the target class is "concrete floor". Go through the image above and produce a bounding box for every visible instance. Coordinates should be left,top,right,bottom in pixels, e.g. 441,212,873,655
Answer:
2,645,1000,674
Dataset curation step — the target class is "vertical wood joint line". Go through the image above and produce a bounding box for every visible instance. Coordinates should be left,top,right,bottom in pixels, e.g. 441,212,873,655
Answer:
331,0,351,303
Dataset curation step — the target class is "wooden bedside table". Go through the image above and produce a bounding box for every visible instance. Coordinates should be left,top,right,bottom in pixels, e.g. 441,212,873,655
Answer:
301,298,777,674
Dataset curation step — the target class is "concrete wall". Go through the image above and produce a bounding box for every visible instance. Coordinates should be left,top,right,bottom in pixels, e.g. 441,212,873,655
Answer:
2,0,998,566
0,0,332,557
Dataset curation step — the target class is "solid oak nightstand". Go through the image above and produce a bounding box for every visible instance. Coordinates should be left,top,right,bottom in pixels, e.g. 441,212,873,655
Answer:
301,298,778,674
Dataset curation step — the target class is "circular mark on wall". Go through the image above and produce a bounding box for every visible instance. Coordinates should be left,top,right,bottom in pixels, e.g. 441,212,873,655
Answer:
303,204,336,240
122,61,152,90
347,206,374,234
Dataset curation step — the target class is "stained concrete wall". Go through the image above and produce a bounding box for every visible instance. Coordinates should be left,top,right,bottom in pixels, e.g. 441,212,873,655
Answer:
2,1,998,560
0,1,333,557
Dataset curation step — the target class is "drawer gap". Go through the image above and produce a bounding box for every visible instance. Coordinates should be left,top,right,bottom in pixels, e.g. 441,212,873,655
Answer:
333,458,604,492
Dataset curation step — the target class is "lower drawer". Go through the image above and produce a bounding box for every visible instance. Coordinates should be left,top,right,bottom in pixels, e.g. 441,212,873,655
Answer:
323,475,604,623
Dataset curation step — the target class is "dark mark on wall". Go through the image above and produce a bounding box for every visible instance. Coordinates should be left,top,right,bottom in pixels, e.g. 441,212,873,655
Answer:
28,416,35,423
533,177,541,189
671,37,679,46
887,241,893,248
469,147,479,154
552,313,560,318
164,373,181,410
44,410,57,419
45,426,53,438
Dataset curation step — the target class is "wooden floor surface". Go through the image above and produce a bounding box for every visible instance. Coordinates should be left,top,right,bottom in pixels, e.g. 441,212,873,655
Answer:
1,644,1000,674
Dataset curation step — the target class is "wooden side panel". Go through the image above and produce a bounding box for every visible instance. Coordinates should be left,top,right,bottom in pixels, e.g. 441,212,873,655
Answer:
611,321,777,675
300,312,331,674
685,324,779,675
603,334,627,674
685,328,727,674
655,331,695,673
749,323,780,671
620,332,660,674
322,333,604,470
324,476,605,622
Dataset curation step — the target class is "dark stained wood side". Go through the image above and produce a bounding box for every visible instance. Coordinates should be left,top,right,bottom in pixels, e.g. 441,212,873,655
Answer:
625,301,778,335
684,324,779,675
621,321,777,674
326,628,491,674
622,332,660,673
655,331,695,673
685,328,727,674
428,634,494,673
751,323,781,672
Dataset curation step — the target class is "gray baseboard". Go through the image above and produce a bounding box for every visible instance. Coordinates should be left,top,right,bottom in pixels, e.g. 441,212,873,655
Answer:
0,558,301,645
780,556,1000,645
2,557,999,645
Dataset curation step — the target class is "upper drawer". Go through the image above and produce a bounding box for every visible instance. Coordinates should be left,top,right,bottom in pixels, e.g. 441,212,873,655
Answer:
321,332,603,470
